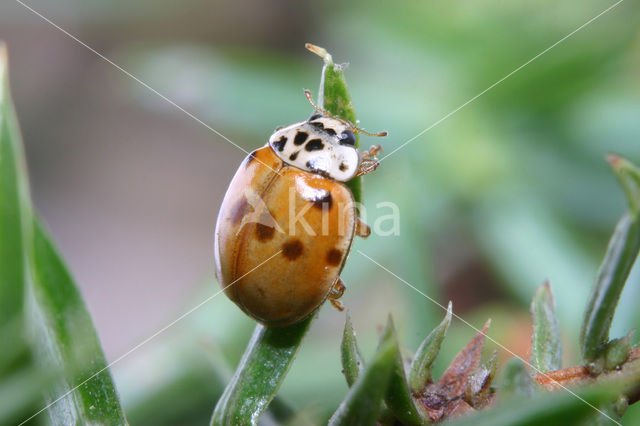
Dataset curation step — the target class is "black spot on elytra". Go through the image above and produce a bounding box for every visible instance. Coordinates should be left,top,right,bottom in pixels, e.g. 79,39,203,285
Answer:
339,162,348,172
312,191,333,210
289,151,299,161
294,131,308,145
282,239,304,260
242,150,259,168
272,136,287,152
326,248,343,266
310,121,325,130
255,223,275,242
308,113,322,121
305,139,324,151
230,197,253,226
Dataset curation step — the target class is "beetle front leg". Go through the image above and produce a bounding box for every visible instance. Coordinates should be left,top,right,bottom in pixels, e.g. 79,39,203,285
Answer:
355,145,383,177
328,277,346,311
355,217,371,238
363,144,382,159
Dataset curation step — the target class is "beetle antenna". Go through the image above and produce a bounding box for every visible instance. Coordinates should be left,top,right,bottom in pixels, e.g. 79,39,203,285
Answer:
352,127,388,137
304,90,332,117
304,90,387,137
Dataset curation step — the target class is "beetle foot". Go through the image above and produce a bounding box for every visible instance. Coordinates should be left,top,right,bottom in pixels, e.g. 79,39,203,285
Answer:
330,299,345,311
328,277,346,311
355,159,379,177
363,144,383,159
355,217,371,238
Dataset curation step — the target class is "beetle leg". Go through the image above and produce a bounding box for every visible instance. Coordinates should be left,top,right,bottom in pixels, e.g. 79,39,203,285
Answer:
355,159,379,177
362,144,382,159
328,277,346,311
355,145,383,177
355,217,371,238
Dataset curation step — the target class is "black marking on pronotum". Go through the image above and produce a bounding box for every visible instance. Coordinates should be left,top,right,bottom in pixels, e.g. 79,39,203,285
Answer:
289,151,299,161
310,121,325,130
325,128,336,136
305,139,324,151
273,136,287,151
311,191,333,210
242,149,259,168
339,130,356,146
294,131,308,145
308,113,322,121
339,162,348,172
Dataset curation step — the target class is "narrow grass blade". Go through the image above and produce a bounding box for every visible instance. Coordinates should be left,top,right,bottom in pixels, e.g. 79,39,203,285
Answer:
0,366,55,425
381,316,425,425
211,318,313,426
328,327,396,426
0,45,126,424
530,281,562,372
26,219,127,424
306,43,362,203
341,313,364,387
409,301,452,393
0,42,30,330
581,155,640,364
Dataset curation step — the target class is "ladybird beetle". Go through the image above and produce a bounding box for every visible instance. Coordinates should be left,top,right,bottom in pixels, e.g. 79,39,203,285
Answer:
214,91,386,326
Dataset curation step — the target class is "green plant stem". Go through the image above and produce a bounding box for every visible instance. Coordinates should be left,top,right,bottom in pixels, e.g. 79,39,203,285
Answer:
210,319,312,425
307,43,362,204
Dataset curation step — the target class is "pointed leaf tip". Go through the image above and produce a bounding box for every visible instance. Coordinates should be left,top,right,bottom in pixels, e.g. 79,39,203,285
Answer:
341,313,364,387
530,281,562,372
608,153,640,216
409,301,453,393
378,316,424,425
329,332,396,426
581,157,640,364
417,319,491,423
305,43,333,65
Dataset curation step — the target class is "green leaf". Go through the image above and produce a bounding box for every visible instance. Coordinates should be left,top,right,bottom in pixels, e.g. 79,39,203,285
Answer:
380,316,425,425
341,313,365,387
0,42,30,330
211,318,313,426
25,219,127,424
581,155,640,365
0,45,126,424
307,43,362,204
603,330,633,371
608,154,640,216
500,358,535,399
530,281,562,372
0,366,56,425
328,326,396,426
409,301,452,393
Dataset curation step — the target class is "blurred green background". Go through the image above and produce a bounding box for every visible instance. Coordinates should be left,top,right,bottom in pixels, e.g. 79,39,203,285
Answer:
2,0,640,423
